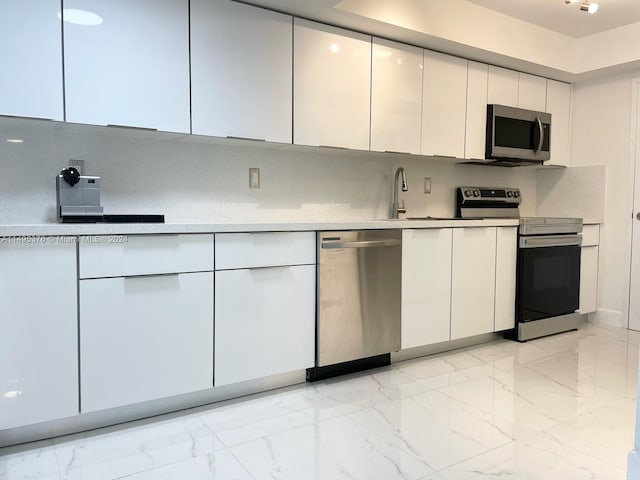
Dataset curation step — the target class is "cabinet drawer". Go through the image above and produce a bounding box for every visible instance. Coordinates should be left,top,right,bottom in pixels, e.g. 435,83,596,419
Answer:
215,232,315,270
215,265,315,386
582,225,600,247
80,272,214,412
79,234,214,278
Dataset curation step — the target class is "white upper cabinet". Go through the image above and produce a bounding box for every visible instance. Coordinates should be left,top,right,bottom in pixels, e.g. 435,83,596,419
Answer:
546,79,572,166
370,38,423,155
518,73,547,112
422,51,467,158
487,66,518,107
294,19,371,150
63,0,190,133
191,0,292,143
465,61,489,160
0,1,63,120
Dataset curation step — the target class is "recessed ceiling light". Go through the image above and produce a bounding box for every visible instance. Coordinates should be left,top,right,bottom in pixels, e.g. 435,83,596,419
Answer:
6,138,23,144
58,9,103,26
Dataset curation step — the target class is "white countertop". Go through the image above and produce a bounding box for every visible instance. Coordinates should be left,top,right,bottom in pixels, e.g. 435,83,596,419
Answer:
0,218,521,237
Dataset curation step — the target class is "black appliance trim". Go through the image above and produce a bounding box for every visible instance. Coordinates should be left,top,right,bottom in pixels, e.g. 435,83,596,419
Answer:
306,353,391,382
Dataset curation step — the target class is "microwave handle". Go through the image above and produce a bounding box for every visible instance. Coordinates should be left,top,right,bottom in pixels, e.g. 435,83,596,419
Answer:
535,115,544,155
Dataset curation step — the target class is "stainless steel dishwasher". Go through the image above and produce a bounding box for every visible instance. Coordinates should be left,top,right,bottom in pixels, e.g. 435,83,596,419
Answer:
307,230,402,381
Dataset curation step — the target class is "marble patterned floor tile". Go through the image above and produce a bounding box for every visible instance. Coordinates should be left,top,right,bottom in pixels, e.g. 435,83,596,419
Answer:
53,415,224,480
346,391,513,471
0,440,61,480
117,451,255,480
2,321,638,480
541,396,636,471
423,430,626,479
203,409,314,448
229,416,434,480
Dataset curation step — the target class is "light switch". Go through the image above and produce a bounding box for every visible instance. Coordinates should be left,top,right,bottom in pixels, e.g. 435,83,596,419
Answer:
250,168,260,189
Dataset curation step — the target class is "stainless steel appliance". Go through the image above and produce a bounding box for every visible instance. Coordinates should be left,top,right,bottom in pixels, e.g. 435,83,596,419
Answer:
516,218,582,341
456,186,582,341
484,104,551,165
308,230,402,381
56,167,104,221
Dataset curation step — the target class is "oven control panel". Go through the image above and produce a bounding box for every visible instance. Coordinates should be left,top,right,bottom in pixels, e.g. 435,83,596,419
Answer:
459,186,521,202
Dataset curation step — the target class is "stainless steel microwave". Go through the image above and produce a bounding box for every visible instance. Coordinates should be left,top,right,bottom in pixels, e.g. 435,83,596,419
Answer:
486,104,551,165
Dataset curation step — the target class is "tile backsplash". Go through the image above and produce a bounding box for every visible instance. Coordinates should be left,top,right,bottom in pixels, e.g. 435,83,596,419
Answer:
0,117,538,224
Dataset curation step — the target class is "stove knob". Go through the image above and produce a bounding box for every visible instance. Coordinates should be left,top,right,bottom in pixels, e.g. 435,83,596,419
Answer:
514,191,520,198
473,190,480,197
507,191,513,198
464,189,472,197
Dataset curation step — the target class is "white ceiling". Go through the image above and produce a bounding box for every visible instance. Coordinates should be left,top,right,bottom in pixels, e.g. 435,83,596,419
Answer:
465,0,640,38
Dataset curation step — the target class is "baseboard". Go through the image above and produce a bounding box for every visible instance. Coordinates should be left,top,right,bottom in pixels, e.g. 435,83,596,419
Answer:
591,308,625,328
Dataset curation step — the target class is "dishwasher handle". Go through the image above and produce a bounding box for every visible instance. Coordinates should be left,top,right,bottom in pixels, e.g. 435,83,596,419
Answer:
321,239,401,249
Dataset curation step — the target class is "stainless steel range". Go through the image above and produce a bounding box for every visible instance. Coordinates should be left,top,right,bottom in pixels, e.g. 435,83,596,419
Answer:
457,186,583,341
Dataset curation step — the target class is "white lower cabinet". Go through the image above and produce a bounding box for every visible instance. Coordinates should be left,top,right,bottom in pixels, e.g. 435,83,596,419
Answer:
579,225,600,314
214,265,315,386
451,227,497,340
494,227,517,331
80,272,214,412
401,229,452,349
0,240,78,430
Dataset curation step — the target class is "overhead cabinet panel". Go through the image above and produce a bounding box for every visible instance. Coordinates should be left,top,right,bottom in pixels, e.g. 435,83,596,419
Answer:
422,51,467,158
191,0,293,143
63,0,190,133
465,61,489,160
294,19,371,150
487,66,518,107
370,38,423,155
518,73,547,112
546,79,572,166
0,0,63,120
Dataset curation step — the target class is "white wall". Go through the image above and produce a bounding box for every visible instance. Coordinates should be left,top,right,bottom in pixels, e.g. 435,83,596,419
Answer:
0,117,537,225
570,73,636,327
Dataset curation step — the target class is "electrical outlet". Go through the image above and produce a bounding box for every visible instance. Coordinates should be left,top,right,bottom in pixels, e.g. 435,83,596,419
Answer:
69,159,86,175
249,168,260,189
424,177,432,194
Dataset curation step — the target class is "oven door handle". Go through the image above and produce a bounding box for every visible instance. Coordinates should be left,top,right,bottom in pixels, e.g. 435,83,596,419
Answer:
519,234,582,248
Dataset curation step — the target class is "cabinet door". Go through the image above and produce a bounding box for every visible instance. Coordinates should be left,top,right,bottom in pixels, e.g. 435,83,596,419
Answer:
294,19,371,150
64,0,190,133
546,80,572,166
422,51,467,158
0,240,78,430
494,227,517,331
465,61,489,160
451,227,496,340
487,66,518,107
370,38,423,154
401,229,452,349
579,246,598,314
191,0,292,143
0,0,63,120
215,265,315,386
518,73,547,112
80,272,214,412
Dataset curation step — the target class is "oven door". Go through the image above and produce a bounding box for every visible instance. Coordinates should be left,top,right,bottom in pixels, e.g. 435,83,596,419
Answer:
517,237,581,322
